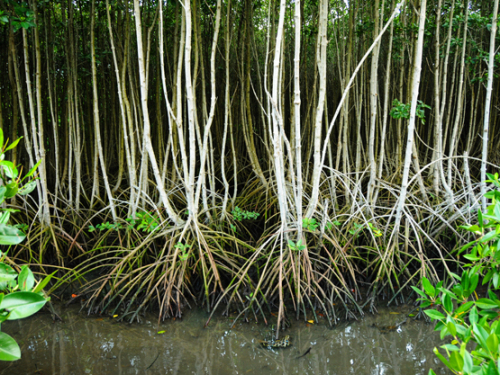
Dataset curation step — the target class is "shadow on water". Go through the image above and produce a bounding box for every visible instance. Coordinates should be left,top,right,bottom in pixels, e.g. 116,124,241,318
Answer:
0,303,448,375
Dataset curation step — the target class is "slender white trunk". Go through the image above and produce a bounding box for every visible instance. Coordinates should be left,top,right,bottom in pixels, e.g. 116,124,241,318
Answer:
194,0,222,211
447,3,469,188
374,0,395,203
367,0,381,204
183,0,197,219
432,0,443,195
44,9,60,202
91,0,117,221
221,0,232,219
481,0,498,212
106,0,135,205
393,0,427,237
305,0,328,218
32,1,51,225
294,0,303,240
133,0,182,225
271,0,290,228
174,9,191,202
9,28,34,168
23,27,50,225
271,0,289,336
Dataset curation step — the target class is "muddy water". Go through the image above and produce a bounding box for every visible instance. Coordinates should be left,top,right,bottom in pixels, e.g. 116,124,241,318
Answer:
0,303,448,375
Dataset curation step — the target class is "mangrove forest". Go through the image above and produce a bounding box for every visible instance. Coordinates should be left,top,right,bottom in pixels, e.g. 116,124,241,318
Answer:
0,0,499,340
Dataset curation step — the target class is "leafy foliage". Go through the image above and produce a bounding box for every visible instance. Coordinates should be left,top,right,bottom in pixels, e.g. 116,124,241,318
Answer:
0,129,50,361
288,239,306,252
414,173,500,374
0,2,36,32
88,210,161,233
231,206,260,221
390,99,431,124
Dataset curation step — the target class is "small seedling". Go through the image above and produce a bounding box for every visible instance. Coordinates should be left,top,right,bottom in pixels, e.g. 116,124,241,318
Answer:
231,206,260,221
302,218,318,231
348,222,364,235
88,210,161,233
175,242,192,261
367,223,382,237
288,239,306,252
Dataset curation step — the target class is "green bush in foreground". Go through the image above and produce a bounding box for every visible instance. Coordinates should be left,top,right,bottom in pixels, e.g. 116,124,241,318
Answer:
414,173,500,375
0,129,52,361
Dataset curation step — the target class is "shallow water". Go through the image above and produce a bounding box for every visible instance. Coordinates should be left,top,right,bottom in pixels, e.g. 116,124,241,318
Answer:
0,303,448,375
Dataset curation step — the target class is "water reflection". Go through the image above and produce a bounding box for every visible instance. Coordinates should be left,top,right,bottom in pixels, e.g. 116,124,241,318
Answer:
0,303,448,374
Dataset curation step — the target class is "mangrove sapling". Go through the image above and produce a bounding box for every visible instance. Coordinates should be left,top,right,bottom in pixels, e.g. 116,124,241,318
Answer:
0,252,53,361
0,131,53,361
415,174,500,374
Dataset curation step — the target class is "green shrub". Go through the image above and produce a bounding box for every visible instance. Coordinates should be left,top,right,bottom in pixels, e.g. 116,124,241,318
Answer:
414,173,500,375
0,129,51,361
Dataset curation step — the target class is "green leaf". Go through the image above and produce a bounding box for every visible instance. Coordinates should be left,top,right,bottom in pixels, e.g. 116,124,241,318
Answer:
449,351,464,371
495,203,500,222
0,291,46,320
494,272,500,289
473,323,490,352
476,298,499,310
469,272,479,293
0,263,17,283
422,277,436,297
455,301,474,315
411,286,427,298
446,320,457,336
18,266,34,292
0,331,21,361
482,231,499,244
0,224,26,245
18,181,37,196
487,333,499,356
433,347,455,372
461,224,482,234
469,306,478,325
438,287,457,300
0,211,10,225
4,137,22,153
424,309,445,321
33,271,56,293
440,344,459,351
484,269,495,285
442,293,453,313
0,161,18,179
463,254,480,262
22,158,41,181
5,182,18,199
455,324,467,337
462,350,473,374
484,360,498,375
440,326,449,340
